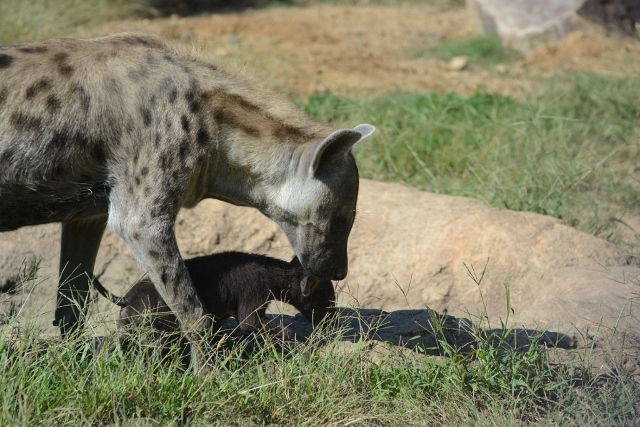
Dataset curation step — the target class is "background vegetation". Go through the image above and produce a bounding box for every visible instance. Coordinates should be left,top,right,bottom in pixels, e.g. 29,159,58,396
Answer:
302,75,640,246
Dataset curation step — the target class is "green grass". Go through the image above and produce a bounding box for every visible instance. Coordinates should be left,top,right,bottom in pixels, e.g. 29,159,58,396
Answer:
0,0,141,45
408,35,522,68
1,306,637,426
302,74,640,247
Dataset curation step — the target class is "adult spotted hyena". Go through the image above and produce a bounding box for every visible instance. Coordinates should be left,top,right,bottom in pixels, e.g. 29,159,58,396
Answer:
0,32,373,370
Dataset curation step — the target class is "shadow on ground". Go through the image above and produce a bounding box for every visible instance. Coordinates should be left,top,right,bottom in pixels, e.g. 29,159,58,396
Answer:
220,307,576,356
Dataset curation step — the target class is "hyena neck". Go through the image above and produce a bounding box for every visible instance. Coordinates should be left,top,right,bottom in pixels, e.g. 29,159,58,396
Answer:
198,82,333,209
204,130,330,210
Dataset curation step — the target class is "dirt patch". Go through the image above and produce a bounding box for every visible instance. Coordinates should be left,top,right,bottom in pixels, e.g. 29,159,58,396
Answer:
93,4,640,99
525,28,640,75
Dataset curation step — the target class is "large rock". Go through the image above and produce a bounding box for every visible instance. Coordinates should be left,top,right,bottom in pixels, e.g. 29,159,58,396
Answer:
467,0,587,55
1,179,638,349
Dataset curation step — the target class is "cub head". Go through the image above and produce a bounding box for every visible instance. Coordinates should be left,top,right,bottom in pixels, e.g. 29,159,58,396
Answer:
267,124,375,280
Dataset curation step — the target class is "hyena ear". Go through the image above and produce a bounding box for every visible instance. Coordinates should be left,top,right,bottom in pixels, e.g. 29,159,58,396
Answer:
301,124,375,177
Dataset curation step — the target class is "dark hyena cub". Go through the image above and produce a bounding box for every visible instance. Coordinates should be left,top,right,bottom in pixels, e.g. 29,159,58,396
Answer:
0,32,373,371
91,252,336,345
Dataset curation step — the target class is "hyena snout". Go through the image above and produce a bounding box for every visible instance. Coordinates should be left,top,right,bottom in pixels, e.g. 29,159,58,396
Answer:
302,251,348,281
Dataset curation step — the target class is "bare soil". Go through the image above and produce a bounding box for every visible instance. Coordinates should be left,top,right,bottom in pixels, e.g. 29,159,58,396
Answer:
95,4,640,99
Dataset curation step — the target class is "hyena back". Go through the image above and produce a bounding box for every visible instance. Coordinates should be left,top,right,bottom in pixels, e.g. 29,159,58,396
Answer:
0,32,374,371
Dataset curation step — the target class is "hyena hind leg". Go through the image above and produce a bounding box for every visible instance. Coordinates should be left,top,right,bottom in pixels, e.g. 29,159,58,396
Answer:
54,217,107,337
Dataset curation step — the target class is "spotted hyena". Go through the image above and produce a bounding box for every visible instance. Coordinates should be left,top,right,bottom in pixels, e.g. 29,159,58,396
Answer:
0,32,373,370
90,252,335,347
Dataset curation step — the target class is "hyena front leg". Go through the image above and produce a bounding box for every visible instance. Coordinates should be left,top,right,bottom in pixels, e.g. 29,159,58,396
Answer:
108,195,212,371
54,217,107,337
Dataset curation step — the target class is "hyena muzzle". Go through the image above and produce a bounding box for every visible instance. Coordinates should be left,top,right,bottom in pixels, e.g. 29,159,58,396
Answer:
0,31,374,370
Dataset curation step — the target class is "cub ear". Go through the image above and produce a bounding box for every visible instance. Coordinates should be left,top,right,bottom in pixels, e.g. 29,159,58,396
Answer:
300,124,375,177
300,276,319,297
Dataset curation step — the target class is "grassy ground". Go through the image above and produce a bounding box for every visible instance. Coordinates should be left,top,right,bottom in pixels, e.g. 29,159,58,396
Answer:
302,74,640,248
1,310,638,426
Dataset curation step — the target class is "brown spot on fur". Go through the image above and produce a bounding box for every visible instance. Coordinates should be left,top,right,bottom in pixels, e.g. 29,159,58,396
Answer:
135,176,141,186
163,54,175,64
53,52,74,76
159,77,177,103
158,154,167,169
0,87,8,106
272,122,306,140
125,119,135,134
127,185,134,195
120,34,164,48
144,186,151,197
226,92,261,113
46,95,61,113
141,107,152,126
214,108,260,137
211,90,310,140
49,132,66,149
148,250,161,260
154,133,161,147
96,50,119,62
18,46,48,54
180,115,190,132
178,138,189,162
25,79,52,100
169,88,177,104
128,65,149,81
10,111,42,131
160,269,167,285
150,206,162,219
106,77,122,94
141,167,149,176
0,54,14,68
196,128,209,147
132,232,140,240
71,84,90,112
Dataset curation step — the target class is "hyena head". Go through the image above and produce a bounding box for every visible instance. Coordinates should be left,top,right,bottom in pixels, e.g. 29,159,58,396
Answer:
267,124,375,281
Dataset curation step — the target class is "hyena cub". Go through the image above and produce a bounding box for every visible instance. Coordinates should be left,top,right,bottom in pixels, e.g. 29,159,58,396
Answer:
0,31,373,371
91,251,336,346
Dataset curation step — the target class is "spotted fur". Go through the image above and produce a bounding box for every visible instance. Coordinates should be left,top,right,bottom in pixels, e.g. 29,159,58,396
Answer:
0,32,374,371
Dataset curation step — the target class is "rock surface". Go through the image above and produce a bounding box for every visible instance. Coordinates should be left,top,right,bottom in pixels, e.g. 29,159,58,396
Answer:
467,0,587,55
1,179,638,353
